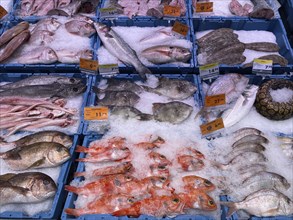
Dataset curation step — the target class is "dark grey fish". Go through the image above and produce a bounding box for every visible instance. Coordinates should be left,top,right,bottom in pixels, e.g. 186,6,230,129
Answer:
0,131,73,149
0,82,86,98
0,142,70,171
0,30,31,63
245,42,280,52
96,90,140,107
197,28,234,45
110,106,153,121
198,33,239,49
199,37,240,54
0,76,82,90
100,78,143,94
142,77,197,100
0,21,29,47
243,54,288,68
152,101,193,124
249,0,274,19
0,172,56,205
232,134,269,149
146,7,164,18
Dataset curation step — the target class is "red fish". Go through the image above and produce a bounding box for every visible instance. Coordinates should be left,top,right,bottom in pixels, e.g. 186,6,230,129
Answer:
149,164,170,178
148,151,172,165
134,136,165,150
177,155,204,171
182,175,216,192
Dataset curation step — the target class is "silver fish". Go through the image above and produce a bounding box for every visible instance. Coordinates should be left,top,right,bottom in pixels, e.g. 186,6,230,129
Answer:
47,0,82,16
65,20,95,37
0,130,73,149
111,106,153,121
221,189,293,217
0,21,29,47
139,27,178,43
0,172,56,205
32,18,61,33
29,30,54,46
35,0,55,16
232,127,264,141
238,164,267,180
232,134,269,149
241,171,290,193
0,142,70,170
94,22,151,80
142,77,197,100
225,143,266,162
96,90,140,107
141,46,191,64
56,49,93,63
20,0,35,16
0,75,82,90
57,0,71,8
152,101,193,124
100,78,143,94
222,85,258,128
16,47,58,64
249,0,274,19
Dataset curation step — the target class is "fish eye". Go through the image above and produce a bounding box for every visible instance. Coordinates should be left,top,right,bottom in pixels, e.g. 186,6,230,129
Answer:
72,88,78,92
160,177,166,181
70,78,76,83
158,165,166,169
172,198,180,203
48,50,52,54
128,198,134,203
204,180,212,186
126,176,132,180
160,155,166,159
208,200,215,206
43,179,50,185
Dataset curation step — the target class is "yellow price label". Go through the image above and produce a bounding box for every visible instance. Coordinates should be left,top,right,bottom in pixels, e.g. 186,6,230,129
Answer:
0,6,8,19
199,63,219,71
80,58,98,71
172,21,188,36
200,118,224,136
254,59,273,65
163,5,181,17
84,107,108,120
205,94,226,107
196,2,213,13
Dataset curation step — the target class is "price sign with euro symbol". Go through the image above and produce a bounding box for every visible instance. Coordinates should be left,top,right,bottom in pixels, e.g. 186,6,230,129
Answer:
84,107,109,121
99,8,120,18
163,5,181,17
80,58,98,74
200,118,224,137
205,94,226,108
196,2,213,13
252,59,273,76
172,21,188,37
199,63,219,80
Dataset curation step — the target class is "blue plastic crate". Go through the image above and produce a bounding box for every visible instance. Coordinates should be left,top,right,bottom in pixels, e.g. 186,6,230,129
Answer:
0,19,97,73
191,18,293,74
0,134,81,219
98,0,189,21
61,135,219,220
82,73,201,135
280,0,293,31
96,19,195,74
0,72,92,135
189,0,281,20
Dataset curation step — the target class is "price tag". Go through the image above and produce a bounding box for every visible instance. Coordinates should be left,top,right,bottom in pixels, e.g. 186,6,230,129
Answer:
196,2,213,13
252,59,273,75
199,63,219,79
84,107,109,120
200,118,224,136
0,5,8,19
163,5,181,17
172,21,188,37
205,94,226,107
99,7,120,18
99,64,119,77
80,58,98,74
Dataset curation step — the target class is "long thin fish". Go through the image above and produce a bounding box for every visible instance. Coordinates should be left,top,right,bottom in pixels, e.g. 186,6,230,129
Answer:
0,22,29,47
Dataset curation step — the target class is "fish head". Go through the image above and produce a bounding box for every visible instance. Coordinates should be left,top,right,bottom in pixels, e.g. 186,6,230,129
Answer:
52,133,73,148
149,152,171,165
280,195,293,215
163,196,185,214
48,145,71,165
172,47,191,62
81,22,96,36
48,18,62,32
182,176,216,192
61,83,87,98
30,173,57,200
60,77,83,85
194,192,217,211
94,22,110,35
79,49,93,60
41,48,58,64
17,21,30,30
147,176,170,188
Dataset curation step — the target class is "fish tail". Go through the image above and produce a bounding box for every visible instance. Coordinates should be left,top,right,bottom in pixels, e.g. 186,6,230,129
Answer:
74,172,85,177
64,185,80,194
75,158,87,162
0,152,7,158
65,208,85,217
135,64,151,81
220,201,237,217
75,145,88,153
0,137,14,148
112,207,139,217
138,113,153,121
209,160,227,170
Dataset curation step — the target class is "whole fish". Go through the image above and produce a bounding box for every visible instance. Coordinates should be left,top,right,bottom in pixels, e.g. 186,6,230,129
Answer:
0,172,56,205
0,131,73,148
199,33,239,49
178,191,217,210
232,127,264,141
112,195,185,217
197,28,234,45
238,164,267,180
0,21,29,47
241,171,290,193
177,155,204,171
94,22,151,80
35,0,55,16
20,0,35,16
243,54,288,68
65,194,136,216
221,189,293,217
0,142,70,170
96,90,140,107
222,85,258,128
229,0,252,16
139,27,178,44
141,46,191,64
100,78,144,94
56,49,93,63
57,0,71,8
0,30,31,63
182,175,216,192
0,82,86,98
148,151,172,166
29,30,54,46
249,0,274,19
142,77,197,100
32,18,61,33
153,101,193,124
0,75,82,90
245,42,280,52
232,134,269,149
207,74,249,104
225,143,266,162
149,164,170,178
70,15,94,24
134,136,165,150
110,106,153,121
16,47,58,64
65,20,95,37
47,0,82,16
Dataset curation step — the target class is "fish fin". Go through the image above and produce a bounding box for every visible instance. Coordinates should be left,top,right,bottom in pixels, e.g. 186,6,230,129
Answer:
105,33,114,38
0,149,21,160
135,65,151,81
112,207,139,217
65,208,84,217
141,85,153,93
0,173,16,181
64,185,80,194
92,86,102,94
28,158,46,169
220,201,237,217
75,145,88,153
0,136,7,144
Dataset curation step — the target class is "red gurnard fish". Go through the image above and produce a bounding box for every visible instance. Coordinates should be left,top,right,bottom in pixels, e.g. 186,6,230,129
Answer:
134,136,165,150
148,151,172,165
182,175,216,192
177,155,204,171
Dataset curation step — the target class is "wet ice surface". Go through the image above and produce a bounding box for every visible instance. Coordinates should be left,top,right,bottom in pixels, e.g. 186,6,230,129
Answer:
97,26,192,67
270,88,293,103
195,30,280,64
